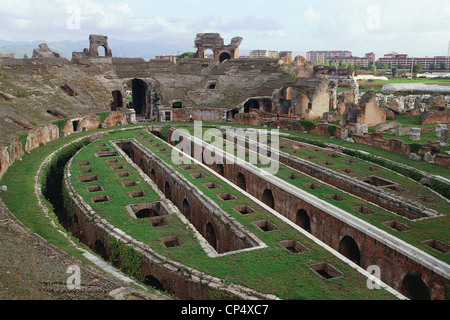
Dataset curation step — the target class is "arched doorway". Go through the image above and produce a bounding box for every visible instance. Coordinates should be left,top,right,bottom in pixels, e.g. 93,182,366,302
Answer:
219,52,231,63
94,240,108,260
217,163,224,176
295,209,311,233
205,222,217,250
339,236,361,265
244,99,260,113
401,273,431,300
131,78,147,115
144,275,165,291
164,181,172,200
262,189,274,209
111,90,123,111
237,172,246,191
182,199,191,220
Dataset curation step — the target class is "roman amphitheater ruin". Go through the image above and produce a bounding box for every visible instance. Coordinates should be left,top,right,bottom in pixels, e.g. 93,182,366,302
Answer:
0,34,449,301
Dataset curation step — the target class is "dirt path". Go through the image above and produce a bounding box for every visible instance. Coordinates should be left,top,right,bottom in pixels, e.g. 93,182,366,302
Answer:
0,199,166,300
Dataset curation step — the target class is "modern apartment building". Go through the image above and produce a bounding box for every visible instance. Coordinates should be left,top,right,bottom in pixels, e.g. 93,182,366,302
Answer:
378,52,450,70
306,50,375,67
249,50,280,59
306,50,352,64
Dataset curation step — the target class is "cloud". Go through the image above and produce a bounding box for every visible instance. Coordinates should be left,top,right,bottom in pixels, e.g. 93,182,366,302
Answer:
304,6,321,23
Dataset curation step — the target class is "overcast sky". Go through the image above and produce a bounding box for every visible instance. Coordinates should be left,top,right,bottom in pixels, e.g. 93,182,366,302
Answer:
1,0,449,58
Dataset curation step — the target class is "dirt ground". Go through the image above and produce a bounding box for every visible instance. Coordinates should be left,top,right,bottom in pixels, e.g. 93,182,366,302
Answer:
0,198,162,300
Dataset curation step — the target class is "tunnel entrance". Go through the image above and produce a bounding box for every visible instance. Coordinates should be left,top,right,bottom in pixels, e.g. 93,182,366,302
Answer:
244,99,260,113
206,222,217,250
131,78,147,115
111,90,123,111
237,172,246,191
144,275,165,292
339,236,361,265
401,274,431,300
182,199,191,220
295,209,311,233
219,52,231,63
262,189,275,209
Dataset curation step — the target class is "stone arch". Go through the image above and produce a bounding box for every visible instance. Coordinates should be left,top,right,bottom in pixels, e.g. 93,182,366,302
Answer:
182,198,191,220
111,90,123,111
216,163,224,176
262,188,274,209
94,239,108,260
339,236,361,265
236,172,246,191
164,181,172,200
144,275,165,291
205,222,217,250
131,78,147,115
150,168,156,181
401,273,430,300
244,99,260,113
295,209,311,233
219,52,231,63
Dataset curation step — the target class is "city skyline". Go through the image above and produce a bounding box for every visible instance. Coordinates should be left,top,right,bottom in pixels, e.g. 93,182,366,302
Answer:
0,0,449,59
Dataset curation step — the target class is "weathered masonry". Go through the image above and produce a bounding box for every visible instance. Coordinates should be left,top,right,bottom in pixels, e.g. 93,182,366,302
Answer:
167,128,450,300
64,137,271,300
115,138,265,255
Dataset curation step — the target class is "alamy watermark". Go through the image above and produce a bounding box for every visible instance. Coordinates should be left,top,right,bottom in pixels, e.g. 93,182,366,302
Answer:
66,4,81,30
170,121,280,176
66,265,81,290
366,5,381,30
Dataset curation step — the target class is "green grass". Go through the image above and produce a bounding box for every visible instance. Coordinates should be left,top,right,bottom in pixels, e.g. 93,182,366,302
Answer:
67,128,395,300
0,122,447,300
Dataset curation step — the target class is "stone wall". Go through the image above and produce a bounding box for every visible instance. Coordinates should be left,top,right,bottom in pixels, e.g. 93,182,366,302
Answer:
181,133,448,300
420,109,450,125
0,112,125,180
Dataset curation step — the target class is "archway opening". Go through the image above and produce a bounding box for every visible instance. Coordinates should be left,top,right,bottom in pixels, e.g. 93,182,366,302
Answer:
182,199,191,220
339,236,361,265
131,78,146,115
401,274,431,300
237,172,246,191
295,209,311,233
144,275,165,292
98,46,106,57
94,240,108,260
203,49,214,59
219,52,231,63
206,222,217,250
164,181,172,200
262,188,274,209
244,99,260,113
217,163,224,176
111,90,123,111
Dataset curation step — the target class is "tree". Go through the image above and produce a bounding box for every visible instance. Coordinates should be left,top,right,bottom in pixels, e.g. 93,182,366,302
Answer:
23,53,29,59
178,52,195,59
429,63,436,71
440,61,447,70
392,66,398,78
413,63,422,74
371,64,377,76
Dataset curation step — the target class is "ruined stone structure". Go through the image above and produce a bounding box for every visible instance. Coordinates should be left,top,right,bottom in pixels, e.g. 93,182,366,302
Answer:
0,33,449,302
72,34,112,62
194,33,242,62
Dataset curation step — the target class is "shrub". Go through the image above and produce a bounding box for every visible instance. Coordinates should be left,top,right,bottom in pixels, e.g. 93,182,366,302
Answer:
298,120,316,132
52,119,69,133
409,143,422,154
327,125,337,137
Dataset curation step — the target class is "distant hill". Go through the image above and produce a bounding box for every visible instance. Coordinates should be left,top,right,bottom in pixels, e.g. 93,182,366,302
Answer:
0,38,192,60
